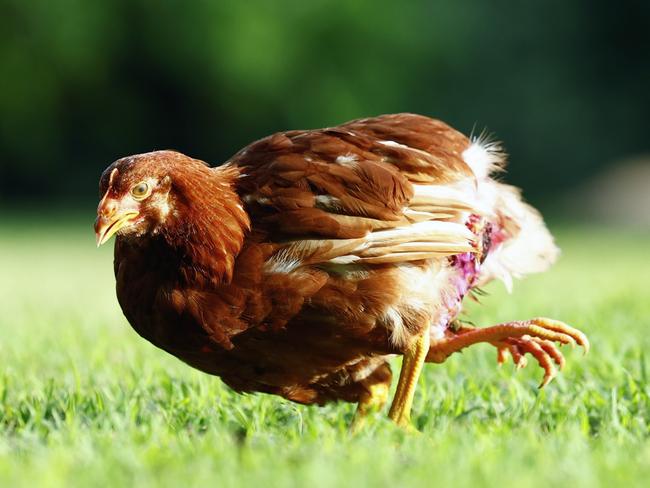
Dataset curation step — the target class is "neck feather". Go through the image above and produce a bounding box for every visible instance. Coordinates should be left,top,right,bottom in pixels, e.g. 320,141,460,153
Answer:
162,163,250,285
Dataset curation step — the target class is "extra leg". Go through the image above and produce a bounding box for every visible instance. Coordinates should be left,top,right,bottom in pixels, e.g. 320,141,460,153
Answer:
350,382,390,433
427,317,589,387
348,360,392,433
387,325,431,428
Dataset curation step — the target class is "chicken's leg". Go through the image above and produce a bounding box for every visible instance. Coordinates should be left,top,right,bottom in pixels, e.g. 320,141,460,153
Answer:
388,325,430,428
350,382,390,433
427,318,589,387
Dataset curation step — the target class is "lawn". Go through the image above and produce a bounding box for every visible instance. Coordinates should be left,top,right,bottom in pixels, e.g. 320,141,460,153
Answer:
1,218,648,487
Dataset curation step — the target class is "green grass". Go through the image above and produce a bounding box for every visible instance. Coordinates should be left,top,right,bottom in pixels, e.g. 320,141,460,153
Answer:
1,220,649,487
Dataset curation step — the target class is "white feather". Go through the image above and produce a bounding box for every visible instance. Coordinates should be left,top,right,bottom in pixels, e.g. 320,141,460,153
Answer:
462,139,505,180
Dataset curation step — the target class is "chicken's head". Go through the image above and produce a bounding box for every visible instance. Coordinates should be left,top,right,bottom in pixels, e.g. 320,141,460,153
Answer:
94,151,184,246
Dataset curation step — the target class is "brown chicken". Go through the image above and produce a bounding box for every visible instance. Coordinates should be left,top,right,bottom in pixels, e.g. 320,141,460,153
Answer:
95,113,588,429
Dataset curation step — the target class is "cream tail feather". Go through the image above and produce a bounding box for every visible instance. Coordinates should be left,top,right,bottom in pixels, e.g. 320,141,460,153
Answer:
462,138,559,292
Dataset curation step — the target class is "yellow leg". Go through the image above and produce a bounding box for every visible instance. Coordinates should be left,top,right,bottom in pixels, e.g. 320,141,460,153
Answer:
350,382,390,433
388,326,430,428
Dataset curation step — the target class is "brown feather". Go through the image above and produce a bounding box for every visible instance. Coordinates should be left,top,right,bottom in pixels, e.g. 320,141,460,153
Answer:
100,113,555,408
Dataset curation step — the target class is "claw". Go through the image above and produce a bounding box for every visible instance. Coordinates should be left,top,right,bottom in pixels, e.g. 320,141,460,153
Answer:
428,317,588,387
490,320,586,386
497,346,508,365
518,339,557,388
507,337,562,387
515,356,528,369
507,343,527,369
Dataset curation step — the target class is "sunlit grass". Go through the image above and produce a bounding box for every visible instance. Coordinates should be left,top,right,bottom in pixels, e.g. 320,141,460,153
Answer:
1,220,648,487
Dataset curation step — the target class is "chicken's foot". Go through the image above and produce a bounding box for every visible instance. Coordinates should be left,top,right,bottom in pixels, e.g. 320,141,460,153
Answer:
388,325,430,429
428,318,589,388
350,382,390,433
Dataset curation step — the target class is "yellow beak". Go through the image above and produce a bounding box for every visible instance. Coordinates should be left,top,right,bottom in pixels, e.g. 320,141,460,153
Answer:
94,210,139,247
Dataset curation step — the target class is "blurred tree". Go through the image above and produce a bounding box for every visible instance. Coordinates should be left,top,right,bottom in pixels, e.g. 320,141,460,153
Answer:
0,0,648,206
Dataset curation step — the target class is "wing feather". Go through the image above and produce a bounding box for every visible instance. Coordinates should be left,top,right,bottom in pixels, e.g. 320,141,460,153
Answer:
231,113,479,270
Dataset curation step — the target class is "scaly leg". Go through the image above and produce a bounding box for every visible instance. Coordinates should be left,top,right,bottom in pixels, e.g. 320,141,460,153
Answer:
428,317,589,388
388,325,430,428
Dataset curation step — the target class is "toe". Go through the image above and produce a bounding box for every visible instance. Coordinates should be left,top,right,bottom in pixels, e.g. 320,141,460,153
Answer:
514,337,558,387
531,318,590,354
534,338,566,370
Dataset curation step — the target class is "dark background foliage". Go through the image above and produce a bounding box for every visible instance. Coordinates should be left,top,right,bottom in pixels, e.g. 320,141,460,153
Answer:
1,0,648,207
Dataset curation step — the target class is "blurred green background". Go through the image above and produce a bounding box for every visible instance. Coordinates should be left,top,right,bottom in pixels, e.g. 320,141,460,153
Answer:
1,0,649,210
1,3,650,486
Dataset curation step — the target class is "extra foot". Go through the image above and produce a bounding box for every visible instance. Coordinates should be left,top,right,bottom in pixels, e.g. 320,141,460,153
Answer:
428,317,589,388
350,383,389,433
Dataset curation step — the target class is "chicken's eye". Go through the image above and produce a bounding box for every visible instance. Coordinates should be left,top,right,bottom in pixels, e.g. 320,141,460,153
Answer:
131,182,151,200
